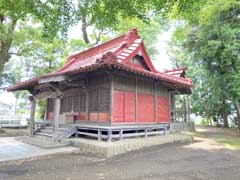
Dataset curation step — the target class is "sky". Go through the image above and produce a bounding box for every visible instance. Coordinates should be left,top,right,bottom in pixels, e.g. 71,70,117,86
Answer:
0,24,174,106
153,29,173,71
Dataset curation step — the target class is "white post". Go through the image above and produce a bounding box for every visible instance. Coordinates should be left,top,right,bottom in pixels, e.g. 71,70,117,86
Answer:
53,97,61,134
29,96,36,137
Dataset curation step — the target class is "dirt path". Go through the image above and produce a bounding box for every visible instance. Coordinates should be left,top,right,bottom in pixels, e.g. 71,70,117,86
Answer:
0,126,240,180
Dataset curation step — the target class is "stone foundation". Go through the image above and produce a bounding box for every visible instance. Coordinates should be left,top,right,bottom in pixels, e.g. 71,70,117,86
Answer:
68,133,193,157
170,122,195,133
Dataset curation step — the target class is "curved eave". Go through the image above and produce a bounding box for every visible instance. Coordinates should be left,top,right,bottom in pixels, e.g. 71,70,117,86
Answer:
7,77,39,92
7,61,193,92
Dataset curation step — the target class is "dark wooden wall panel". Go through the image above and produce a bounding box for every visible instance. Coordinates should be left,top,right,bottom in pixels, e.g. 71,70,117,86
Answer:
88,73,110,122
137,79,154,95
156,85,169,97
114,75,135,92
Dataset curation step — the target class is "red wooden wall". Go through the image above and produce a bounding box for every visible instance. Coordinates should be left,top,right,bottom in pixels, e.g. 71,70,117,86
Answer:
156,96,170,123
113,91,135,123
112,79,170,124
137,93,154,122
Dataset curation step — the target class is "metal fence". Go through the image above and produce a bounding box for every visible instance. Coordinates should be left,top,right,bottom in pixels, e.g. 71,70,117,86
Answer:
0,115,28,128
171,110,189,123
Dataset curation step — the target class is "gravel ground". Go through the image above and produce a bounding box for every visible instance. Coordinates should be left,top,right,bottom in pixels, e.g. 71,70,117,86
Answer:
0,127,240,180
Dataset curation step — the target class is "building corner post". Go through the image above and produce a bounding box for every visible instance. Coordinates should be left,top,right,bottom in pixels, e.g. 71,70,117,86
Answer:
29,95,36,137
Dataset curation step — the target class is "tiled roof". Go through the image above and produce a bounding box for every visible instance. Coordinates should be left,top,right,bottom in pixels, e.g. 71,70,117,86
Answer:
163,67,187,78
7,29,193,91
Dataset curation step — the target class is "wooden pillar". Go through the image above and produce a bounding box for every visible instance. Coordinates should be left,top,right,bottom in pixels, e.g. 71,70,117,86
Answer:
53,97,61,133
135,78,138,123
109,74,114,125
183,97,187,122
43,106,47,121
186,96,191,122
170,92,176,122
29,96,36,137
85,85,89,121
154,82,157,122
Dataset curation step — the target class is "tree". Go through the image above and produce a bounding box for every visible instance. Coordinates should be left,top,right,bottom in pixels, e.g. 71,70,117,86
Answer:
0,0,73,84
72,0,175,45
169,0,240,128
116,16,168,60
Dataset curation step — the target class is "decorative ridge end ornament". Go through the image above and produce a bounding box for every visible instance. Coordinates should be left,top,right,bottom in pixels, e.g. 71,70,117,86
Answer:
124,28,140,46
96,52,117,63
186,78,193,85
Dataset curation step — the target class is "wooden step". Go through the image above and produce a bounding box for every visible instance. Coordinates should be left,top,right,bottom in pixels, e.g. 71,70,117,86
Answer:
40,129,53,134
43,126,68,132
58,127,69,131
44,126,53,131
35,132,53,137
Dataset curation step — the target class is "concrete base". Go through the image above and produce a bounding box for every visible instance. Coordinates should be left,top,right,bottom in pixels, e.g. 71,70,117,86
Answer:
170,122,195,133
16,136,70,149
68,133,193,157
0,137,78,163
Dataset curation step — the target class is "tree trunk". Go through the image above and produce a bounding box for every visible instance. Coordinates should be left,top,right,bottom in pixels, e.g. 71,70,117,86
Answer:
235,100,240,129
222,111,228,128
221,94,229,128
81,15,90,44
0,18,17,84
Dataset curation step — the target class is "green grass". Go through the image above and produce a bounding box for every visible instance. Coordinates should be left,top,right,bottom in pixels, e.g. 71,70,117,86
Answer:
219,137,240,150
209,131,240,150
194,130,240,150
0,128,5,134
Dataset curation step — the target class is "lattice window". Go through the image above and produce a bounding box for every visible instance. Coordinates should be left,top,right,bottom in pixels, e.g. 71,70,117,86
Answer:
80,94,86,111
98,88,110,111
88,88,110,112
61,97,67,113
89,90,98,112
61,96,73,113
73,95,80,113
66,96,73,112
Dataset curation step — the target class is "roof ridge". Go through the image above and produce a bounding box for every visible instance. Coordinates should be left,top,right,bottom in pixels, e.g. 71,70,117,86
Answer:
56,34,125,73
67,34,124,62
67,28,140,62
57,28,140,73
